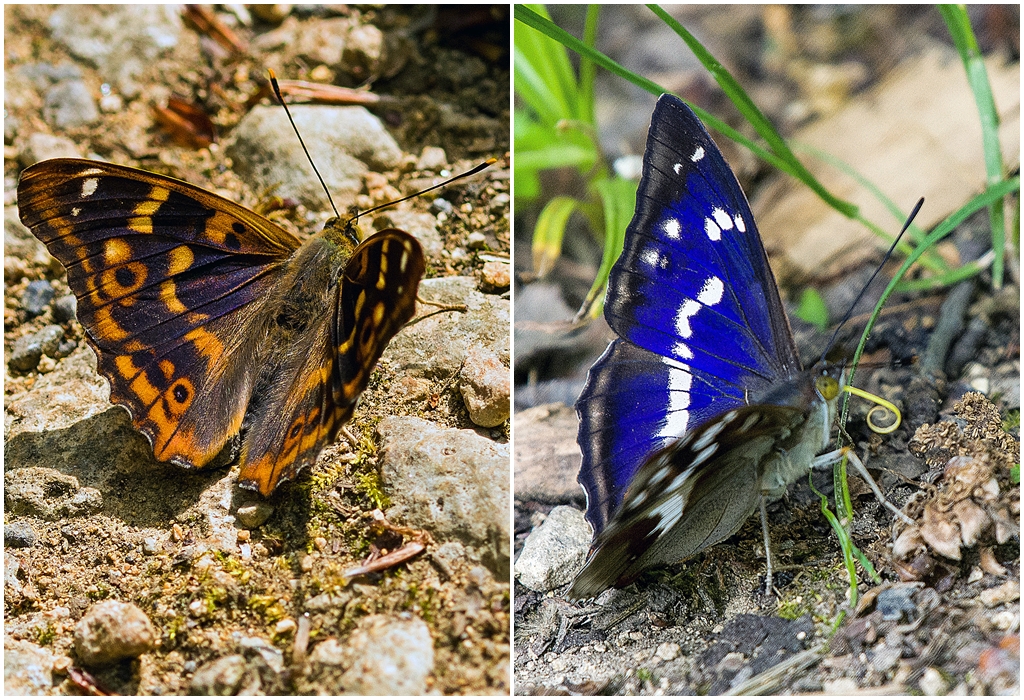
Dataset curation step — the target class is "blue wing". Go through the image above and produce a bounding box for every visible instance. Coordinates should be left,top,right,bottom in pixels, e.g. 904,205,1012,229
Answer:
576,94,801,535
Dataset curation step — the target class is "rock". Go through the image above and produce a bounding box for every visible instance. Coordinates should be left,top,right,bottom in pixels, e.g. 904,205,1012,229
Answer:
5,552,24,596
876,586,918,621
514,506,591,592
919,666,948,696
227,105,402,212
51,294,77,323
20,280,55,318
21,132,82,165
377,416,510,577
431,197,453,215
385,276,509,379
48,5,182,98
459,345,510,427
305,616,433,695
5,208,57,280
9,326,62,372
235,502,274,529
655,641,681,662
73,600,156,666
43,80,99,129
293,17,350,67
4,467,102,520
467,231,487,250
480,261,510,292
3,638,59,695
416,146,448,171
5,522,38,548
513,403,585,503
189,654,252,695
980,580,1020,608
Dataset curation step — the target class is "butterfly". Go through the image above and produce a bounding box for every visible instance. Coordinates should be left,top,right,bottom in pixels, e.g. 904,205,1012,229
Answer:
17,158,425,496
569,94,852,599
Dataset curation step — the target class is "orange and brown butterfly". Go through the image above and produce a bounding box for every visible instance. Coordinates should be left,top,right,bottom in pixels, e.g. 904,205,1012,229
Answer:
16,158,426,496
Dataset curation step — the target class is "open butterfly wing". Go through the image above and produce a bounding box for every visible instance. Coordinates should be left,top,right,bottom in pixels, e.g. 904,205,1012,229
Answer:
237,229,424,495
576,95,801,535
17,159,301,469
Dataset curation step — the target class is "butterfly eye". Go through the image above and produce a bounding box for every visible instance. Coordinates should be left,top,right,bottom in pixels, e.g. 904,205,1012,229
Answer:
815,375,839,400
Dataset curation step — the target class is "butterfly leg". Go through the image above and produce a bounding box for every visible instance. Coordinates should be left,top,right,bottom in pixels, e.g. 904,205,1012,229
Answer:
812,447,915,525
759,495,776,597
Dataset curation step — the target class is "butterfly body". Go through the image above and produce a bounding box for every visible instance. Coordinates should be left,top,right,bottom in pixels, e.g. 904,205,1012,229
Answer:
18,158,425,496
570,95,844,599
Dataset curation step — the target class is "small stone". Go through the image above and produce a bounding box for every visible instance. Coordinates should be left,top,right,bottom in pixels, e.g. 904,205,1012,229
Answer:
44,80,99,129
73,600,156,666
98,92,123,113
251,4,291,24
52,294,78,323
67,487,103,516
823,678,860,694
480,261,510,292
655,642,681,662
4,522,38,548
235,502,274,528
876,586,918,621
980,580,1019,607
919,667,948,696
430,197,453,215
275,618,296,636
189,654,249,695
21,280,55,317
20,132,82,165
9,326,63,372
459,345,510,428
416,146,447,171
236,529,250,543
490,192,510,216
300,555,314,572
513,506,591,592
467,231,487,250
339,616,433,695
142,537,162,555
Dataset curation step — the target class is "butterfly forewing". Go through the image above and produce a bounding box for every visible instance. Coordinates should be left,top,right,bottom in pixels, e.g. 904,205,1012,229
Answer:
576,95,804,539
17,159,300,468
236,228,425,496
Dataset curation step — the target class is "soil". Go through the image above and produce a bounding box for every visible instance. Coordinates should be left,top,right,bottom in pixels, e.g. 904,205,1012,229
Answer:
5,4,510,695
513,5,1019,696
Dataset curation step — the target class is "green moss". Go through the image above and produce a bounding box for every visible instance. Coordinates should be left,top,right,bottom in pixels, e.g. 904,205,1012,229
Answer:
635,667,655,683
353,469,391,510
1002,408,1020,432
34,623,56,646
248,594,287,622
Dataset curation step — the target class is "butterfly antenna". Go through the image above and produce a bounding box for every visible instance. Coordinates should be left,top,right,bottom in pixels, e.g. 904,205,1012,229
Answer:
268,69,341,219
820,197,925,362
350,157,498,223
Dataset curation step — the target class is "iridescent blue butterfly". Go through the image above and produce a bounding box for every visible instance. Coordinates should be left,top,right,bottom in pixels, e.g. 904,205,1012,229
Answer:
569,94,908,600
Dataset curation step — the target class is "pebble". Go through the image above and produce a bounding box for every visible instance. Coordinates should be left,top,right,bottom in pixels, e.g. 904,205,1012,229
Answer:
919,666,948,695
490,192,510,216
73,600,157,666
467,231,487,250
513,506,591,592
21,280,55,317
5,522,38,548
5,467,100,520
4,638,59,695
20,132,81,165
459,345,510,428
44,80,99,129
235,502,273,529
339,616,434,695
142,537,162,555
876,586,918,621
480,261,510,292
416,145,448,171
9,325,65,372
655,641,681,662
189,654,250,695
980,580,1020,607
431,197,453,215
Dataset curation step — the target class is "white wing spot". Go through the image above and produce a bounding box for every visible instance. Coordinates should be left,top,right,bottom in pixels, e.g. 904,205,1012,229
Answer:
640,246,661,268
734,213,746,232
691,146,705,162
648,493,684,536
81,178,99,198
697,276,724,306
71,207,81,217
704,217,721,241
673,341,694,360
399,249,409,273
690,442,719,468
673,162,683,174
693,420,726,451
674,299,701,338
713,207,734,231
662,218,681,239
658,359,692,439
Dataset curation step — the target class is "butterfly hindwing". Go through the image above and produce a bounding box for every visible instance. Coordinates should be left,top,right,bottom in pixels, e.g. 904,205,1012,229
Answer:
236,228,425,496
17,158,301,468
